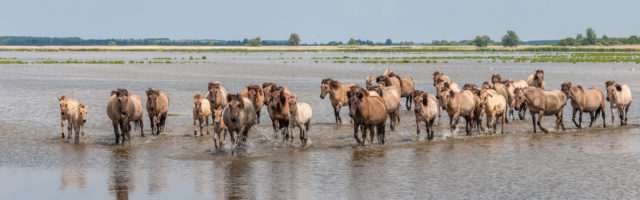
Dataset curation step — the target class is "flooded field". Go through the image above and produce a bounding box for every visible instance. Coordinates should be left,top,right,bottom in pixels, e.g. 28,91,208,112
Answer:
1,51,639,199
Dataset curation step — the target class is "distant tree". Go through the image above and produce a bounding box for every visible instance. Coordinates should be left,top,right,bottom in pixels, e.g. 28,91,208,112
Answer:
347,38,359,45
328,41,341,46
385,39,392,45
246,37,261,46
108,41,116,46
602,35,608,40
288,33,301,46
473,35,490,47
557,37,575,46
629,35,639,44
586,28,596,45
501,30,519,47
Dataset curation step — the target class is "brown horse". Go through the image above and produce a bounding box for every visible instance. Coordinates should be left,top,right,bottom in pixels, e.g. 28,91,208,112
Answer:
107,89,144,145
439,85,479,136
365,76,375,87
412,90,438,140
347,86,387,145
376,76,401,131
320,78,355,124
432,71,451,86
435,81,460,124
385,70,416,110
241,84,265,123
489,75,511,123
212,106,227,149
561,82,606,129
192,94,211,136
527,70,546,90
480,89,507,134
206,82,228,122
605,81,632,126
288,95,313,145
223,94,257,147
58,95,78,139
463,84,485,133
514,87,567,133
145,88,169,135
268,86,291,140
505,79,529,120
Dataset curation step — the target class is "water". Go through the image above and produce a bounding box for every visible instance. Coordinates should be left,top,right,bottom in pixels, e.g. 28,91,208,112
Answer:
1,51,639,199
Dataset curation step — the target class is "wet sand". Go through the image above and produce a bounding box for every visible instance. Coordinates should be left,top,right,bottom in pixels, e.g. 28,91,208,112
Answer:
0,51,639,199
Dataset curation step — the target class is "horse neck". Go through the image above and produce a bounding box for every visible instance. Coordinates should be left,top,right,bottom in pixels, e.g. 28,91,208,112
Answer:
329,84,342,98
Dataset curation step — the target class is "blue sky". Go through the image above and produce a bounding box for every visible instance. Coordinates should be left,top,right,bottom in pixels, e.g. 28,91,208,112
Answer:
2,0,639,43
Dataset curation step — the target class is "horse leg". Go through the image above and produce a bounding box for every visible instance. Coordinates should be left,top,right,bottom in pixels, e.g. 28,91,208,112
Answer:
74,122,80,144
67,120,73,139
377,124,385,144
624,103,631,125
464,116,471,136
618,108,625,126
199,119,204,136
139,118,144,137
149,116,155,135
193,118,198,136
160,114,167,132
450,113,459,136
559,111,566,131
530,111,537,133
578,108,583,129
206,117,210,135
571,109,579,128
610,107,616,126
353,124,361,145
588,112,595,127
537,111,548,133
415,116,421,137
61,117,66,138
335,105,343,124
112,121,120,145
256,109,261,124
600,106,606,128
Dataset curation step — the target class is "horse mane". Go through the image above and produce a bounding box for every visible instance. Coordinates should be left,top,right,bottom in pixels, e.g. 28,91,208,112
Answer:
376,76,392,86
146,88,159,96
605,81,616,87
194,93,202,99
616,84,622,91
366,86,383,97
536,69,544,74
271,86,284,93
247,84,261,91
433,71,442,76
262,82,275,88
534,70,544,80
387,72,400,79
321,78,332,84
116,89,128,97
59,95,67,100
329,79,341,89
208,82,221,90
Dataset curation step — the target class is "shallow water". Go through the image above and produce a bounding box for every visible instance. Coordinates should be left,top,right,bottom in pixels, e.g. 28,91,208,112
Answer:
1,51,639,199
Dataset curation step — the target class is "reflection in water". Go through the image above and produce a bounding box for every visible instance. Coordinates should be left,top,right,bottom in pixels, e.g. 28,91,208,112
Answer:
146,150,167,196
109,148,134,200
223,159,255,200
349,148,387,199
59,145,88,192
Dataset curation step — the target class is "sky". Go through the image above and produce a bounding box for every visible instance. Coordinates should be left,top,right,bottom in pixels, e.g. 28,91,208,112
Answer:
2,0,639,43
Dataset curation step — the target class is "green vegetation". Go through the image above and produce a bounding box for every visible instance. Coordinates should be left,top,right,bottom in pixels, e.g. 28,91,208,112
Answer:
202,55,207,59
502,30,519,47
167,114,180,117
473,35,490,47
347,38,359,45
288,33,301,46
246,37,261,46
586,28,597,45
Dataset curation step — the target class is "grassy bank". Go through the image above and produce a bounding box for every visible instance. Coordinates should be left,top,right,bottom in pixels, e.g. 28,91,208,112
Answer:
3,45,640,52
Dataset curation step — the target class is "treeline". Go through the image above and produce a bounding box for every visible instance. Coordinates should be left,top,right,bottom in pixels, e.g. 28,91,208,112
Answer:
2,28,639,47
0,36,289,46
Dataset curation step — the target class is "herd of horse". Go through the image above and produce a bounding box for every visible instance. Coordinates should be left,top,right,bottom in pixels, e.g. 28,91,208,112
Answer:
57,69,633,148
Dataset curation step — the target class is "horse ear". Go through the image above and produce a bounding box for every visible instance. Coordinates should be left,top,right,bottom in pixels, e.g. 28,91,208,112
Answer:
146,88,152,96
616,84,622,91
422,94,428,105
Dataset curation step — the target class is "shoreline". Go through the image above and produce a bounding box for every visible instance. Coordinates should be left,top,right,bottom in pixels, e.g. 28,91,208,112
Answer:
2,45,640,52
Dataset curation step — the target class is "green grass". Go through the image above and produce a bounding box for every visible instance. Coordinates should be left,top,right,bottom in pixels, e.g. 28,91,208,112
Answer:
167,114,180,117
